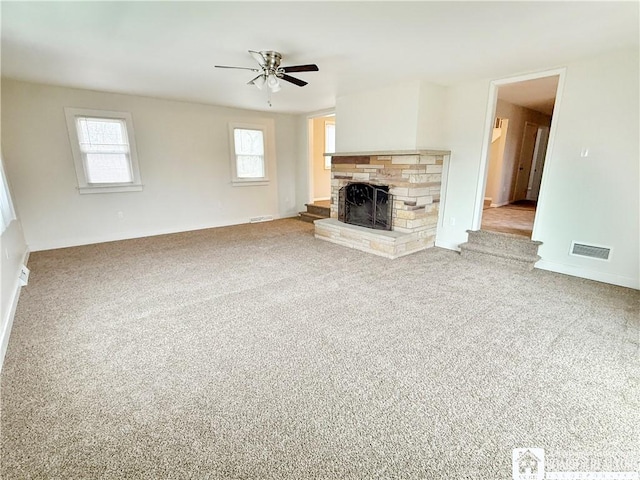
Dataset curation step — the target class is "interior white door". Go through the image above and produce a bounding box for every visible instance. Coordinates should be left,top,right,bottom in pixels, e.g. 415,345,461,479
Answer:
526,126,550,201
513,122,538,202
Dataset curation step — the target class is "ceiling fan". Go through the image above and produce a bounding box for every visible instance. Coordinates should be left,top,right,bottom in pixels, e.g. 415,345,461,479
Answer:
215,50,319,105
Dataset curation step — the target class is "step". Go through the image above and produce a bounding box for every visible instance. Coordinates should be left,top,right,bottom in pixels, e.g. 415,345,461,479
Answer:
459,242,541,271
298,212,325,223
305,203,331,217
466,229,542,257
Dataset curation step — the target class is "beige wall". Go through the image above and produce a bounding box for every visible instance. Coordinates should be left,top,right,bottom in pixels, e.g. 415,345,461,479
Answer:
1,79,300,251
311,116,332,200
485,121,509,205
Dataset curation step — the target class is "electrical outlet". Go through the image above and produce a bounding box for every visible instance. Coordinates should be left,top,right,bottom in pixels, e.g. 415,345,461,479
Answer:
250,215,274,223
19,265,30,286
450,217,456,226
117,211,124,219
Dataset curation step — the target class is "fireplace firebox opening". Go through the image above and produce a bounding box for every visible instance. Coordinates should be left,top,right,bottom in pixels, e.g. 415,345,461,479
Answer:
338,182,393,231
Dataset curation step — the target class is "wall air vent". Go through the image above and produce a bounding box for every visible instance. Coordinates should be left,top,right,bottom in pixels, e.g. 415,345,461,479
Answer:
570,242,611,260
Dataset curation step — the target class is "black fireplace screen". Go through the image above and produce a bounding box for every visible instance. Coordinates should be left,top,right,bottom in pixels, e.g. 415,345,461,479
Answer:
338,183,393,231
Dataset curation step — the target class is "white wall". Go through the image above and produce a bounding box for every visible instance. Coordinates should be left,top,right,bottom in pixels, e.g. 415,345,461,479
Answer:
335,80,447,153
296,114,310,211
335,81,422,152
437,48,639,289
275,114,299,219
534,49,639,288
0,218,28,370
1,148,29,371
416,81,447,150
435,79,492,250
1,80,300,251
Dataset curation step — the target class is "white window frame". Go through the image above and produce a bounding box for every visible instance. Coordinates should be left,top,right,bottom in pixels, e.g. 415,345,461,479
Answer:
228,121,273,186
64,107,143,194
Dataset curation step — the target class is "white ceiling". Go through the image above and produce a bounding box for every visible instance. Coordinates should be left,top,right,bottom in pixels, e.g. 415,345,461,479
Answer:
1,2,638,114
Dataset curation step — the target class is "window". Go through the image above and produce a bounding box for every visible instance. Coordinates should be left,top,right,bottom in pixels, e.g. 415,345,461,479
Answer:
234,128,264,178
229,121,272,185
324,121,335,169
0,154,16,234
65,108,142,194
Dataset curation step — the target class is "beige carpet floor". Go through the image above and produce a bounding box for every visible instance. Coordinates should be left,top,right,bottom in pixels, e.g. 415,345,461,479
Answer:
1,219,638,479
481,204,536,237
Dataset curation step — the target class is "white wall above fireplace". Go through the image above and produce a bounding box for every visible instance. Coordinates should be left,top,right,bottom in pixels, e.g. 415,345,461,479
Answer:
335,80,447,152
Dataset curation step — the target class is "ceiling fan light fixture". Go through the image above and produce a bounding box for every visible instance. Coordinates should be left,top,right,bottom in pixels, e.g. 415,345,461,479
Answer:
267,73,281,92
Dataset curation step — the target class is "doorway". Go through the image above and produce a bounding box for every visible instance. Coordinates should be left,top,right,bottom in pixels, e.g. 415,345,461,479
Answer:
307,114,335,204
478,73,561,238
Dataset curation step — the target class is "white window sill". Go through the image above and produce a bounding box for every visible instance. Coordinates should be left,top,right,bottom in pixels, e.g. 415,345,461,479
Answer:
78,184,143,194
232,180,269,187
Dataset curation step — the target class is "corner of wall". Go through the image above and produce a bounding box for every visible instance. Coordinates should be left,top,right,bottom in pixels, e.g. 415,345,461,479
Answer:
0,223,29,373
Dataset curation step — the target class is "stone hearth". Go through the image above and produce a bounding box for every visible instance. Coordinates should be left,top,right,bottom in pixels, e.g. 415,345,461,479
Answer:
315,150,450,259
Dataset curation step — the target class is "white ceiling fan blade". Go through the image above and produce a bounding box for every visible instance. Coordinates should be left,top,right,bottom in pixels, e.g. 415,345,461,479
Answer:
215,65,260,72
248,50,266,67
248,74,266,90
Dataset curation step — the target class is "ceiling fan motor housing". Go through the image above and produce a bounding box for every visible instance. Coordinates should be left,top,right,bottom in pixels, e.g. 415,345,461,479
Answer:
261,51,282,73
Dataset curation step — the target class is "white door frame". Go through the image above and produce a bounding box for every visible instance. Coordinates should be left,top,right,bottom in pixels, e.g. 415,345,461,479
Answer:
471,67,566,241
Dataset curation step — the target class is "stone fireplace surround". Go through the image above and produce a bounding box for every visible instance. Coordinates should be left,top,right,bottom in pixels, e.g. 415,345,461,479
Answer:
314,150,450,259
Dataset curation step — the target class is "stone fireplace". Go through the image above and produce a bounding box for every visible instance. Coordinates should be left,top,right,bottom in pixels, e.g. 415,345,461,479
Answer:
314,150,450,258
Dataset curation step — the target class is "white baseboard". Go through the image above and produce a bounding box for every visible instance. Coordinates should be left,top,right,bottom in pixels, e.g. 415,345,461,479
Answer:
313,197,331,202
536,259,639,290
435,238,461,252
0,249,30,373
27,215,289,252
489,201,510,208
